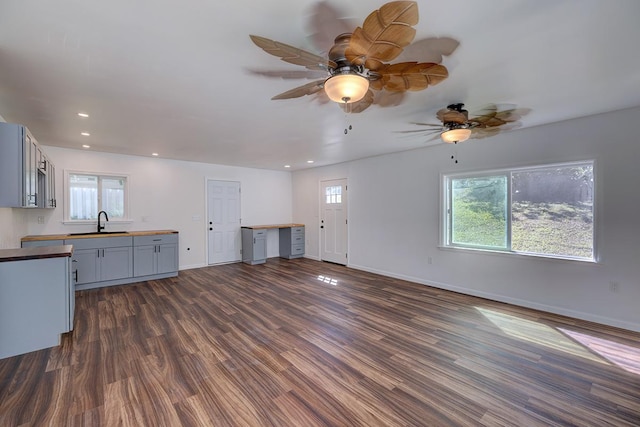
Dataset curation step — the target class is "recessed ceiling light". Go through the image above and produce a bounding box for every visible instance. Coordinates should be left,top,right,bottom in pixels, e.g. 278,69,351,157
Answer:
152,153,159,157
307,160,314,164
284,165,291,168
81,132,90,136
77,112,89,118
82,144,90,149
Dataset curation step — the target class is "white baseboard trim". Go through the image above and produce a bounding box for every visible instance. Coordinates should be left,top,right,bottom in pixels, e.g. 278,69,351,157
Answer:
348,263,640,333
179,263,207,271
304,254,321,261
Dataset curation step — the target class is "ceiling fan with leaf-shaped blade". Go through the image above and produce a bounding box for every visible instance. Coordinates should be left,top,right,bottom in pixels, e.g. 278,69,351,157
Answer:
249,1,449,113
399,103,530,144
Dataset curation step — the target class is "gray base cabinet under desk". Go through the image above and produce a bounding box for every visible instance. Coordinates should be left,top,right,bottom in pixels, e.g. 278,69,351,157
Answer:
241,224,305,264
242,228,267,265
279,226,305,259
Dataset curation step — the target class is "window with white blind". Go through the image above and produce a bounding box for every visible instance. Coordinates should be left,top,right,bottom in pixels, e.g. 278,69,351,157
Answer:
64,171,129,222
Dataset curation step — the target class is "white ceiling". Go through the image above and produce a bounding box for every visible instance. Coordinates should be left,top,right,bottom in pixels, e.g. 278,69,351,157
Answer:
1,0,639,171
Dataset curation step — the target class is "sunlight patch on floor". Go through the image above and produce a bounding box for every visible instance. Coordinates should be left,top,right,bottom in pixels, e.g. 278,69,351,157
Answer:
476,307,606,364
559,328,640,375
317,275,338,286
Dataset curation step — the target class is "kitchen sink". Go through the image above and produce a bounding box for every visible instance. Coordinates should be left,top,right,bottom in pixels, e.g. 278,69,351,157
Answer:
67,231,129,236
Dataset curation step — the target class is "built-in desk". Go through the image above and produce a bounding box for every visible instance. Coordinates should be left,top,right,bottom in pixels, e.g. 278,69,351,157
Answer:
241,224,305,264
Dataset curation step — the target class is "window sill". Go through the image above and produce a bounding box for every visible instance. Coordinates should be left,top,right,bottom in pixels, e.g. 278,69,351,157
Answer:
438,245,598,264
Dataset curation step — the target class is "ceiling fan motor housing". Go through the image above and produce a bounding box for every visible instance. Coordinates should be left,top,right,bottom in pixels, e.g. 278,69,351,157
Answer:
325,33,370,103
327,34,369,79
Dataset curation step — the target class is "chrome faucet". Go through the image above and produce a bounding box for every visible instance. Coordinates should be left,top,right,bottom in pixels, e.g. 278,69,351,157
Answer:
97,210,109,233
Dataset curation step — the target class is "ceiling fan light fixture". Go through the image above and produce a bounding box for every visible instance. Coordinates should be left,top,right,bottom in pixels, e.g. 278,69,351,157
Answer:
441,128,472,143
324,73,369,104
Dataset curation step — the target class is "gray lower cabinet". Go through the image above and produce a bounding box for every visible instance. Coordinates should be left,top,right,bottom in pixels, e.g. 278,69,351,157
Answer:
22,232,178,289
242,228,267,265
72,248,100,284
279,226,305,259
21,239,64,248
133,234,179,276
66,236,133,286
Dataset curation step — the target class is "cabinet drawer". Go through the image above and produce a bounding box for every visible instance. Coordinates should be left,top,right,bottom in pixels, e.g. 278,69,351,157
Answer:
291,227,305,235
290,234,304,245
291,244,304,255
253,229,267,237
65,236,133,250
133,233,178,246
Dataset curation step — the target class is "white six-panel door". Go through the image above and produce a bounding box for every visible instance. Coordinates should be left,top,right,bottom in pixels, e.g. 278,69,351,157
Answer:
321,178,348,265
207,180,241,264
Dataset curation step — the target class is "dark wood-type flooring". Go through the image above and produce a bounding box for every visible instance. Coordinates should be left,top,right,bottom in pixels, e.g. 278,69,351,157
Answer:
1,258,639,426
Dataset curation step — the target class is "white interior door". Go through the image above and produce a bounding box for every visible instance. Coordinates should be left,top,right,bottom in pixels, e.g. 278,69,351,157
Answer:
321,178,348,265
207,180,241,264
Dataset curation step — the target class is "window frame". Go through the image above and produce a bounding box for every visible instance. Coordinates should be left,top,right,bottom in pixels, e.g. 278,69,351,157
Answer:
63,169,131,224
441,160,596,262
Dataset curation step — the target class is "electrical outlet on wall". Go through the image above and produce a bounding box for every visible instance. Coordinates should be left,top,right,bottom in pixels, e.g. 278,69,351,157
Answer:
37,216,44,224
609,281,620,293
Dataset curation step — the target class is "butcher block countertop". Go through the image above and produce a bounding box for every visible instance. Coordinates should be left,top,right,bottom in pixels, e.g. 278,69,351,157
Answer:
0,245,74,263
21,230,178,242
241,224,304,230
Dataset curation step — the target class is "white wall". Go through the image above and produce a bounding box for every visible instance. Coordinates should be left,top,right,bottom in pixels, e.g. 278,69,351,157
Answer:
14,147,292,269
0,209,28,249
293,106,640,332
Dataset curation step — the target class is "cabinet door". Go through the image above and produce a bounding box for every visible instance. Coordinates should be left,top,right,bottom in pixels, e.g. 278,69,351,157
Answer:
29,139,38,206
22,134,35,206
73,249,100,285
157,243,178,274
133,245,156,277
101,246,133,281
47,162,56,208
254,235,267,261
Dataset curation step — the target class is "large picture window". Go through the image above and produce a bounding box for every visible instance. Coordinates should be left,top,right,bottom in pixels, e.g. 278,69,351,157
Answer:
443,161,594,261
65,171,129,222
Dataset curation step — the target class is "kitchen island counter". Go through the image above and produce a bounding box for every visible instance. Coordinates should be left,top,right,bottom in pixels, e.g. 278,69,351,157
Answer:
0,245,73,262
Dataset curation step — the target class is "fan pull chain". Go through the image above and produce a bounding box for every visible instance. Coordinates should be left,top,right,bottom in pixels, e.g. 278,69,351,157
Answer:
451,141,459,164
342,104,353,135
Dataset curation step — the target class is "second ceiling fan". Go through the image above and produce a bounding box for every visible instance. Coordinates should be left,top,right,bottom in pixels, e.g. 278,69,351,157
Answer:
250,1,449,113
400,103,530,144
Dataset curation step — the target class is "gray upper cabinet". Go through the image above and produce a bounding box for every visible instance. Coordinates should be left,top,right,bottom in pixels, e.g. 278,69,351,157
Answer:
0,122,56,208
